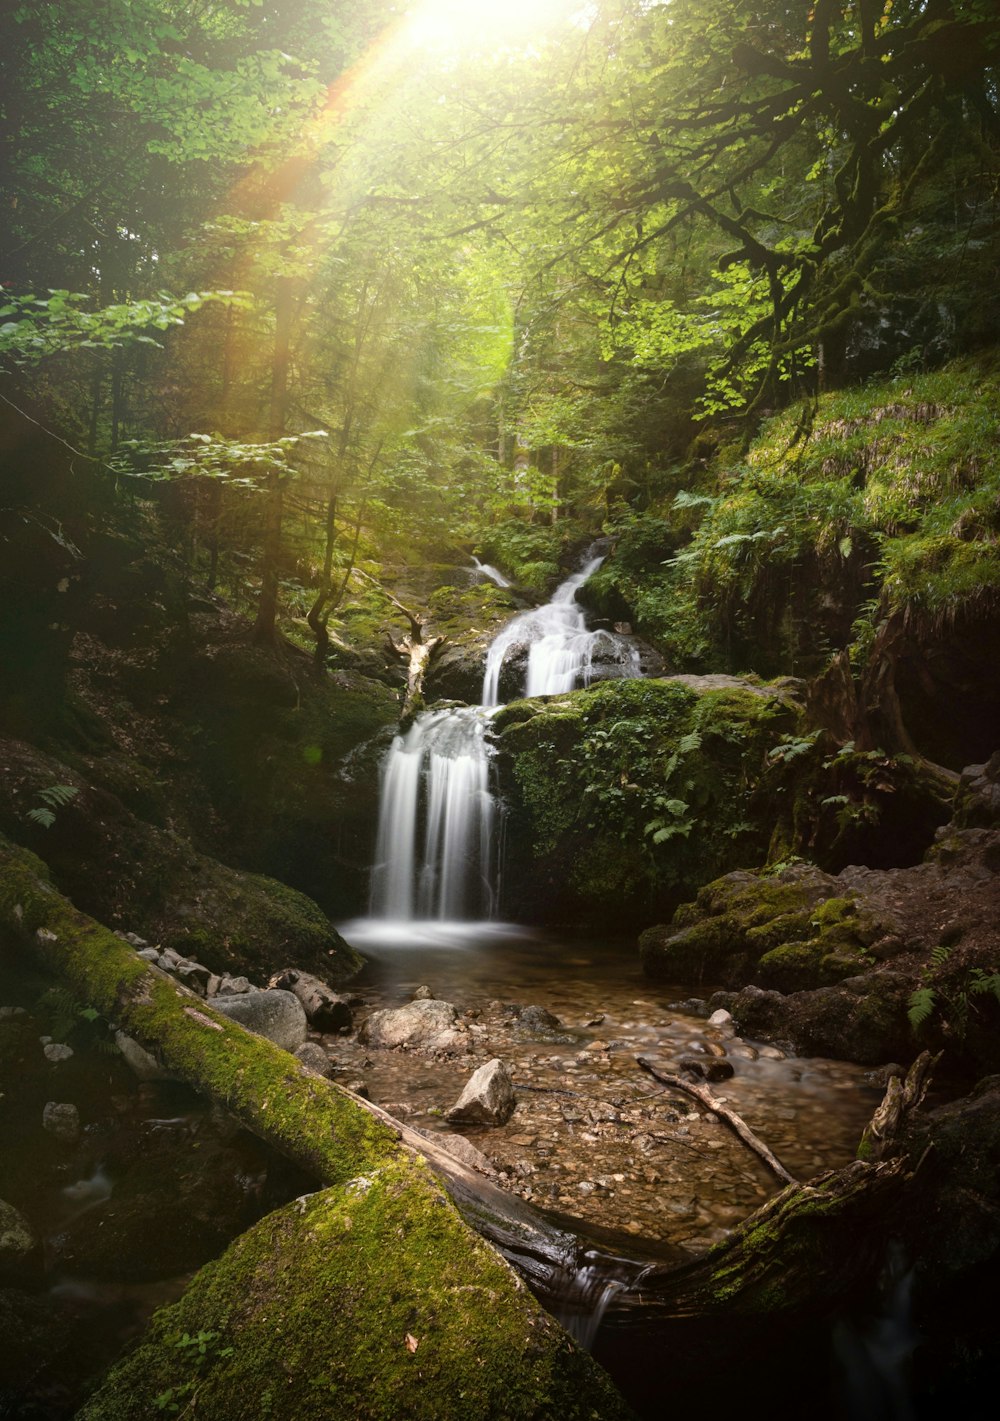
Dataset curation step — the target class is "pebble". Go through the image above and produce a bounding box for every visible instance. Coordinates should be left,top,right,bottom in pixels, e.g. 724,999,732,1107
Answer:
43,1043,74,1063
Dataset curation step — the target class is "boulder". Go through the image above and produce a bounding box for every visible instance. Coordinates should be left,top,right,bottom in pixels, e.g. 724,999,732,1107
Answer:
446,1059,517,1127
212,989,308,1051
358,999,466,1052
269,968,352,1033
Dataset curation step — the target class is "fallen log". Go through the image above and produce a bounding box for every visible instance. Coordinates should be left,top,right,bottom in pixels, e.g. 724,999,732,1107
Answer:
636,1055,798,1185
0,835,632,1420
0,834,946,1391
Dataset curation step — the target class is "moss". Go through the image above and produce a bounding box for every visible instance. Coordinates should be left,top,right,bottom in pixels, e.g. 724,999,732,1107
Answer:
0,834,395,1184
497,678,797,925
79,1160,633,1421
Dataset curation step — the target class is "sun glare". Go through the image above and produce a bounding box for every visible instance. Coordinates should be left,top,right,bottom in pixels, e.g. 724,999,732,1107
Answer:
402,0,578,54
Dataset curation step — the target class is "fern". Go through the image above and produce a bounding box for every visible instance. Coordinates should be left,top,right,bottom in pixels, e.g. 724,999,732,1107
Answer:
908,986,937,1029
26,783,78,830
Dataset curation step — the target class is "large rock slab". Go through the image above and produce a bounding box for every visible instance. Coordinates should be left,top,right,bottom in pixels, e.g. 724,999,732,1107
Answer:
358,999,467,1052
446,1059,516,1126
212,989,307,1051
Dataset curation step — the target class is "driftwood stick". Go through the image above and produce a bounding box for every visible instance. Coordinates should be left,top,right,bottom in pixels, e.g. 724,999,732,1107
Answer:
636,1055,798,1186
857,1049,940,1161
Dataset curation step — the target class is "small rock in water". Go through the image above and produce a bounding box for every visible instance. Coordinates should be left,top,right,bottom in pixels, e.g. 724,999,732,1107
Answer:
445,1058,516,1126
358,999,465,1052
42,1101,80,1142
517,1005,562,1031
412,985,435,1001
428,1132,495,1175
342,1079,369,1099
707,1008,733,1028
757,1045,786,1061
43,1043,74,1063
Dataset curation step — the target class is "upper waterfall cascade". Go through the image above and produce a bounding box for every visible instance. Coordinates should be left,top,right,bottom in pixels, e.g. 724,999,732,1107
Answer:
369,550,642,922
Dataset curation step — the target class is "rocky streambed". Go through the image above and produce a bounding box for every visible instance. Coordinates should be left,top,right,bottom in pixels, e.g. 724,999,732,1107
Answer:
330,922,883,1248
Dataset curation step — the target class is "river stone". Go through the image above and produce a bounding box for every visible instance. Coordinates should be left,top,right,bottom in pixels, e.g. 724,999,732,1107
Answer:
43,1042,74,1063
0,1199,38,1277
269,968,352,1033
358,999,466,1052
429,1132,497,1175
294,1041,333,1077
446,1058,517,1126
212,989,308,1051
42,1102,79,1142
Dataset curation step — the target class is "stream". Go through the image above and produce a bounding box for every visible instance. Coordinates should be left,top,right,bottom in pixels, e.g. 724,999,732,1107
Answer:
337,919,881,1251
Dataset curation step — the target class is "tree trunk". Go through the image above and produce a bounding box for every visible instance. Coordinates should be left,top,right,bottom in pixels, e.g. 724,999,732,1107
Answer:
253,277,294,647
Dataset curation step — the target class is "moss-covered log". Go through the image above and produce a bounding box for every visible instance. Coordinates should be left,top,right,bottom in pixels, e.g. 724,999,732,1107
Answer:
0,833,632,1418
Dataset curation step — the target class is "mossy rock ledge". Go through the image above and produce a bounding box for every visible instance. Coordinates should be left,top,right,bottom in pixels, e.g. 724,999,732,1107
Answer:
638,863,884,993
493,676,799,927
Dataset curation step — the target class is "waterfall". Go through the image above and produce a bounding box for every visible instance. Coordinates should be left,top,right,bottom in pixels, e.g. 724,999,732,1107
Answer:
370,547,641,923
482,554,640,707
471,555,512,588
369,707,496,922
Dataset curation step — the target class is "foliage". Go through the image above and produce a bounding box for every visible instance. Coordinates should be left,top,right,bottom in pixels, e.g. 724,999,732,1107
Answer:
26,784,79,830
908,947,1000,1036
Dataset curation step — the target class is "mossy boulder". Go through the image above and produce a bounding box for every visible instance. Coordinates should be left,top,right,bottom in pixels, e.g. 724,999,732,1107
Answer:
494,676,799,928
78,1159,633,1421
639,865,882,991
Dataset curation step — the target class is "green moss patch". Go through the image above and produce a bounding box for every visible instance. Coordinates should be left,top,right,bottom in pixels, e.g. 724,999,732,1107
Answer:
79,1160,632,1421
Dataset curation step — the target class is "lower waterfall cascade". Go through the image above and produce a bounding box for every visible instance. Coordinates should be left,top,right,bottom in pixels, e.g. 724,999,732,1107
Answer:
368,547,641,923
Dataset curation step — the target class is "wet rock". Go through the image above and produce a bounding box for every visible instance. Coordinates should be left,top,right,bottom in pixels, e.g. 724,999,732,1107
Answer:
42,1101,79,1141
342,1079,369,1099
518,1005,562,1030
412,985,435,1001
212,989,308,1051
358,999,466,1052
43,1042,74,1063
268,968,352,1033
445,1058,517,1126
679,1057,734,1083
293,1042,333,1077
721,971,913,1065
0,1198,39,1279
707,1008,733,1028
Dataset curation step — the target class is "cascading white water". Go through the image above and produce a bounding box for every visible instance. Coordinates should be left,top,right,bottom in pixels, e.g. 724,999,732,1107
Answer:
471,555,512,588
370,547,641,922
369,707,496,922
482,554,640,706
